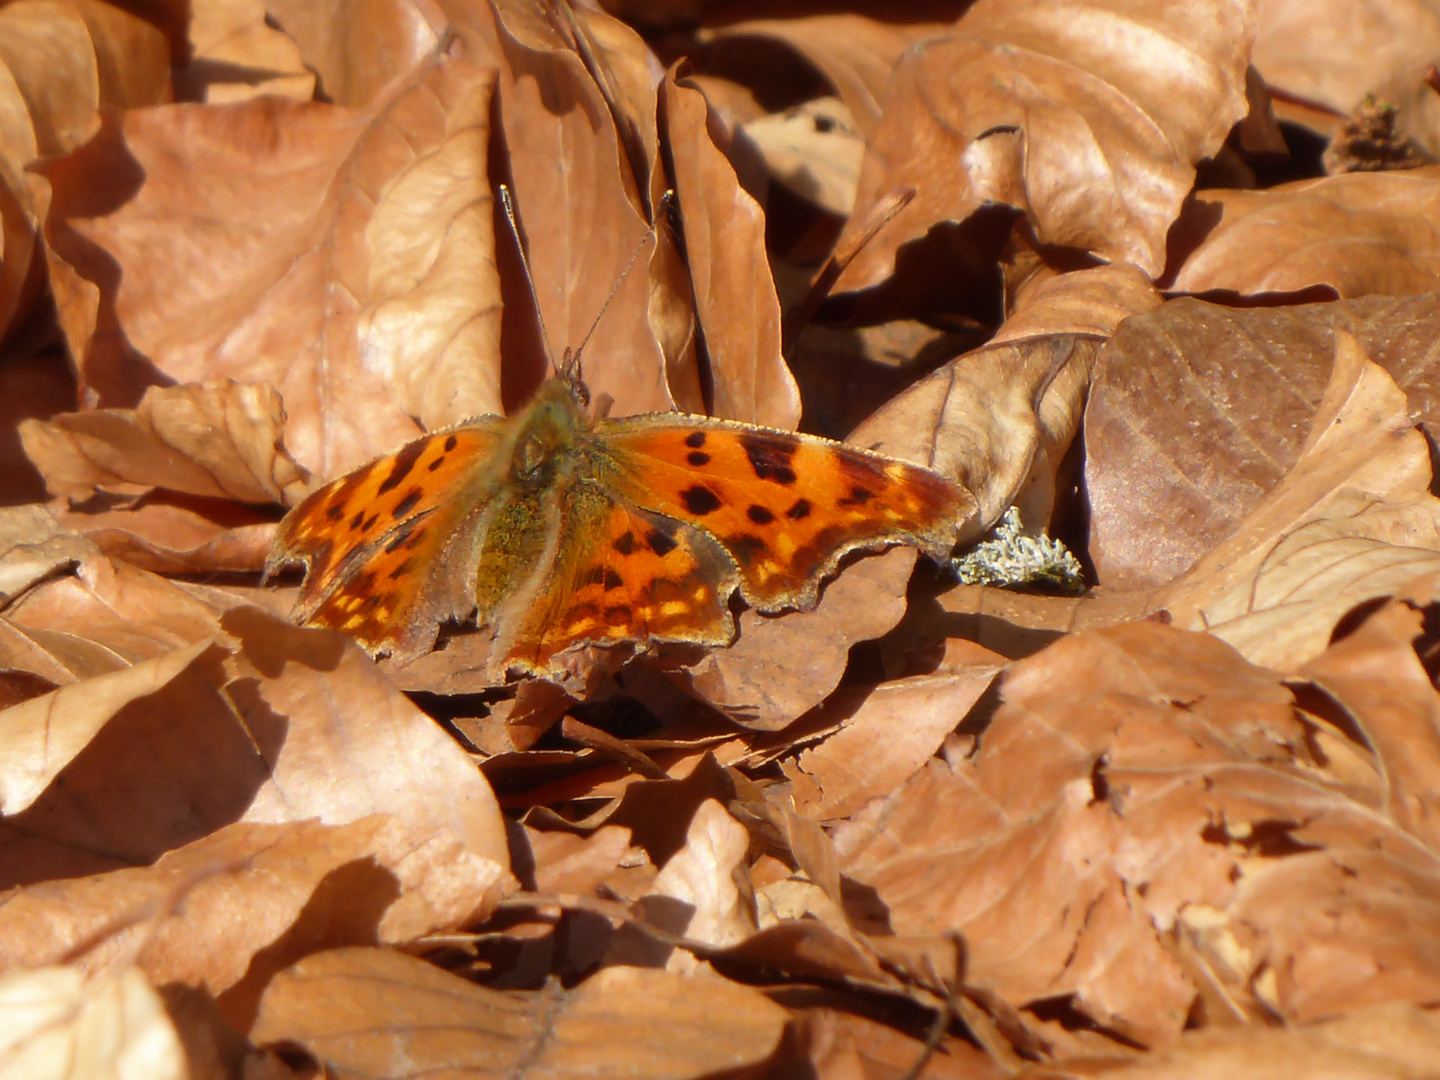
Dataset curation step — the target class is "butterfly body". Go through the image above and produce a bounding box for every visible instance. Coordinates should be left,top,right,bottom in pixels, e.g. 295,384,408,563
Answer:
267,375,975,678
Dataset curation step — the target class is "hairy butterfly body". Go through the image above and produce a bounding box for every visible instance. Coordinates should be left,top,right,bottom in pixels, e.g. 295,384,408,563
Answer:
266,374,974,677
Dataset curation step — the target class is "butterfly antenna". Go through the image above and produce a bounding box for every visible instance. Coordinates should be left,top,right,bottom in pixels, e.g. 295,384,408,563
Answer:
569,190,676,379
499,184,561,377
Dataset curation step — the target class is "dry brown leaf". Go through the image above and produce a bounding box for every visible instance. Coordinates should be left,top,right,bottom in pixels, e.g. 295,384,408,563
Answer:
648,797,755,968
1167,169,1440,298
781,665,1004,822
489,0,696,415
703,12,957,136
177,0,316,104
20,381,309,506
662,69,800,429
0,965,189,1080
1300,578,1440,853
1152,333,1440,669
0,815,505,1026
264,0,445,110
740,97,864,216
1254,0,1440,159
1017,1001,1440,1079
44,53,499,480
1086,295,1440,589
793,1004,1004,1080
853,265,1158,538
0,504,96,604
0,607,509,892
251,946,789,1078
678,547,922,729
835,621,1440,1053
833,0,1256,307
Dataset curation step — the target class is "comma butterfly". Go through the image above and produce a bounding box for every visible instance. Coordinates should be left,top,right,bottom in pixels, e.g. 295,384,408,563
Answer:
265,370,975,678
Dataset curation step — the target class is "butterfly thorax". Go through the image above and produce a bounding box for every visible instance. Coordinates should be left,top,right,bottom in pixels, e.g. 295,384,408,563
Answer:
508,377,592,488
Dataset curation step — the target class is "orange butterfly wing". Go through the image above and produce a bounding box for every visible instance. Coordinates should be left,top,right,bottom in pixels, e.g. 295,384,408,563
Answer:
497,486,739,675
594,415,974,612
266,419,509,658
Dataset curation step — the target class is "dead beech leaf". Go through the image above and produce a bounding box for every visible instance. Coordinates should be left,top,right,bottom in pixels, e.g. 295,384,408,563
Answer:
251,947,789,1078
45,53,500,480
835,621,1440,1051
1300,578,1440,853
0,965,187,1080
263,0,443,110
795,1005,1003,1080
853,264,1159,537
1254,0,1440,159
1167,169,1440,299
649,798,755,967
703,13,957,137
1015,1000,1440,1080
680,547,923,729
1086,296,1440,590
19,381,309,505
491,1,694,416
0,505,96,604
1152,333,1440,669
782,666,1004,822
0,639,217,816
834,0,1256,303
740,97,864,216
662,70,801,430
176,0,316,104
0,815,505,1017
0,606,509,891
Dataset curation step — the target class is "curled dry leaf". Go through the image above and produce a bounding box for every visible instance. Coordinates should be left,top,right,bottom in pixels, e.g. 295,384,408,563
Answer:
489,0,694,415
740,97,865,216
0,815,505,1023
854,264,1160,536
1254,0,1440,158
1299,577,1440,853
0,504,97,604
19,381,309,506
0,0,169,344
1152,333,1440,670
834,621,1440,1054
662,70,800,429
781,664,1005,822
1086,295,1440,589
1167,169,1440,299
176,0,316,103
834,0,1256,304
702,12,958,137
648,797,755,968
0,965,187,1080
0,607,508,893
251,946,789,1078
45,53,500,479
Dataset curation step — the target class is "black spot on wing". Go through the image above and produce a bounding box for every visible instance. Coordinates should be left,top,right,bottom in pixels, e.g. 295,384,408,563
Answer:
350,510,366,531
786,498,811,520
837,485,874,507
603,605,631,624
383,522,418,553
377,440,427,494
325,504,345,522
614,531,637,555
391,489,423,518
747,505,775,525
740,432,798,485
687,451,710,466
681,485,723,515
444,434,458,451
603,569,624,590
405,526,428,550
726,534,768,568
428,456,446,472
362,513,380,532
388,559,412,580
685,432,706,448
647,530,678,557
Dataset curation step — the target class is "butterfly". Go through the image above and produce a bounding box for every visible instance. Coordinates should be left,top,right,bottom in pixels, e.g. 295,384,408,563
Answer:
265,370,976,679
